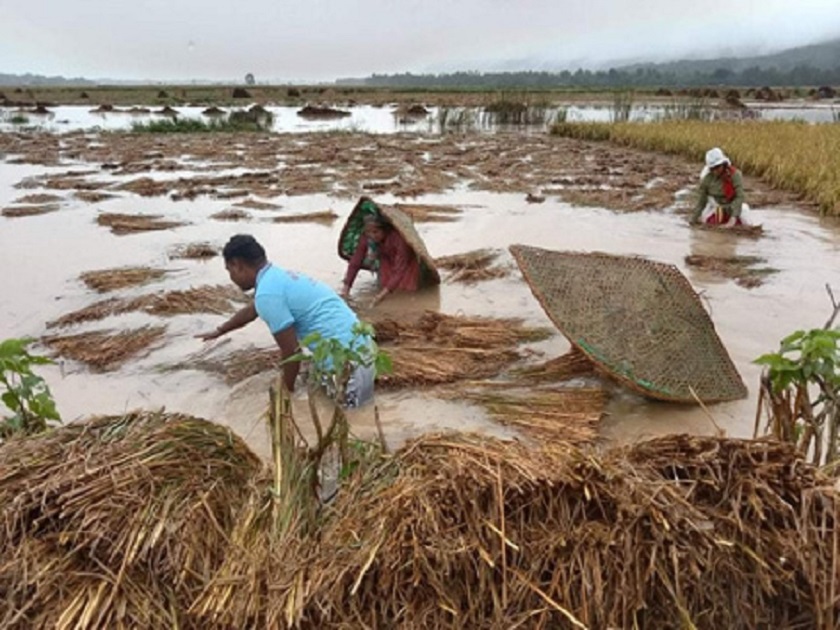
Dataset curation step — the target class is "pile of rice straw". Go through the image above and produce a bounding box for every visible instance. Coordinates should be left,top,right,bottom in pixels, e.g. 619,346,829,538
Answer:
2,415,838,629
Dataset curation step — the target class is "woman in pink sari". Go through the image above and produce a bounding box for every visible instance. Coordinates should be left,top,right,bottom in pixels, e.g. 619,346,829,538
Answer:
341,214,421,306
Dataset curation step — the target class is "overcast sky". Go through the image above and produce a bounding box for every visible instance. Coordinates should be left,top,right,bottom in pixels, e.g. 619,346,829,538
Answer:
2,0,839,82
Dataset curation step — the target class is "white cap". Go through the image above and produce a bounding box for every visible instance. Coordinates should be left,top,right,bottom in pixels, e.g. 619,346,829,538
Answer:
705,147,729,169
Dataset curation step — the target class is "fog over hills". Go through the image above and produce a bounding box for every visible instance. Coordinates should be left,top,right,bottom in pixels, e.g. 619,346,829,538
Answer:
2,37,838,86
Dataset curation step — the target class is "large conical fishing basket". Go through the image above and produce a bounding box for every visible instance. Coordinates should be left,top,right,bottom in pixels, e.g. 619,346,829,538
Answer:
338,197,440,285
510,245,747,403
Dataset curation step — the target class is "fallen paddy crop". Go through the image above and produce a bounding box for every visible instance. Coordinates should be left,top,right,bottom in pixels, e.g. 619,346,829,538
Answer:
169,242,219,259
551,120,840,215
394,202,462,222
435,248,509,283
210,208,251,221
684,253,777,288
369,311,553,388
79,266,168,293
47,285,246,328
96,212,186,234
454,386,606,442
271,209,338,224
42,326,165,370
1,204,60,217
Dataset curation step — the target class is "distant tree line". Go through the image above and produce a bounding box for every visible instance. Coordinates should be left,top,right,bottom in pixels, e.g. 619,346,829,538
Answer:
355,66,840,89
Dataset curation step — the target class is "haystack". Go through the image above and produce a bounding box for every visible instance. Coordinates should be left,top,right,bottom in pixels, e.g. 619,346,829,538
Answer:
0,412,262,629
338,196,441,286
284,434,840,629
510,245,747,403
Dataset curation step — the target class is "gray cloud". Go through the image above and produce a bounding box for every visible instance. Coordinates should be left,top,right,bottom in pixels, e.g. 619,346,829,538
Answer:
1,0,838,80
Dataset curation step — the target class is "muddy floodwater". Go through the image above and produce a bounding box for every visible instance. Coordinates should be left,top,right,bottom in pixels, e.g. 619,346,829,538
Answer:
1,128,838,458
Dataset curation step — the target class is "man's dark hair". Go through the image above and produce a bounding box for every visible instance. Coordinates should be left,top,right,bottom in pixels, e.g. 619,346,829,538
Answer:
223,234,267,265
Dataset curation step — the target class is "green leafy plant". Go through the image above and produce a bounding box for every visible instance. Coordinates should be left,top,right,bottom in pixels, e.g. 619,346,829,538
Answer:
754,293,840,465
266,323,391,532
0,337,61,440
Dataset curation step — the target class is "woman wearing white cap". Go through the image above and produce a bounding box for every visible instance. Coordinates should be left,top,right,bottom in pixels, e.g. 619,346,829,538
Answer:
690,147,757,227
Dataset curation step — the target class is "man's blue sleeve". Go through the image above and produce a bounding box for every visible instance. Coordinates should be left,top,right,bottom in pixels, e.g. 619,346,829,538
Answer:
255,293,294,334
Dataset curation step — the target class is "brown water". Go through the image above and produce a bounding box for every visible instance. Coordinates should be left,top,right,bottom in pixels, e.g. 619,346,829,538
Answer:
2,151,839,456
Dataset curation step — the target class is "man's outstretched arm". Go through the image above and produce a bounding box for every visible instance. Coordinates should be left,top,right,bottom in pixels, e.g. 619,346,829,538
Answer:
196,302,258,341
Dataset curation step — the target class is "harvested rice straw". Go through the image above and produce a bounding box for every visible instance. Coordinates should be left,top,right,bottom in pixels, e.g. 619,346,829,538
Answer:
457,386,606,443
436,248,501,270
176,346,283,385
369,311,553,348
79,266,167,293
510,349,596,384
1,204,60,217
394,203,462,222
42,326,166,370
0,413,261,629
294,433,838,629
47,285,246,327
377,345,522,388
272,210,338,224
684,254,777,288
435,248,510,284
96,212,185,235
210,208,251,221
170,242,219,259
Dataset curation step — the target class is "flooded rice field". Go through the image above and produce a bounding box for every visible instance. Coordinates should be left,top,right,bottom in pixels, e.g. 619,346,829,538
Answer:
1,128,838,458
1,100,837,135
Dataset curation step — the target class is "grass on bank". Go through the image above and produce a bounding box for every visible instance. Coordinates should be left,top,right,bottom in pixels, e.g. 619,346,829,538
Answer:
130,111,273,133
551,119,840,215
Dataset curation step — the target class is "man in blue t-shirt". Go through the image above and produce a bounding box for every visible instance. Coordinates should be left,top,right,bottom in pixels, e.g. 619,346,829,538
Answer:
198,234,374,408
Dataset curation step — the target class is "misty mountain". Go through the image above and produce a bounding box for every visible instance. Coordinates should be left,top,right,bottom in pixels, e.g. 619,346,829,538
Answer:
618,38,840,75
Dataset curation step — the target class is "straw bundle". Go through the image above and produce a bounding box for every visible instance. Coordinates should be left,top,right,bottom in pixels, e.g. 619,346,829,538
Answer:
684,254,777,288
179,346,283,384
210,208,251,221
272,209,338,224
372,311,552,348
0,412,262,629
42,326,165,370
169,242,219,259
289,433,840,629
1,204,60,217
96,212,185,234
510,348,596,384
369,312,553,388
79,266,167,293
435,248,510,284
393,203,462,222
380,345,522,388
48,285,246,327
458,386,606,442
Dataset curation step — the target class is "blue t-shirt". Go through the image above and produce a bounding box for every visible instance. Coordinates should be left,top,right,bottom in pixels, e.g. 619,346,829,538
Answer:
254,263,360,349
